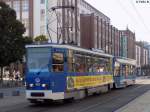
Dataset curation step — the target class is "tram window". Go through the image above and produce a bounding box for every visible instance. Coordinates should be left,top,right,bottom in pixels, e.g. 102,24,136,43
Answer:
53,65,63,72
52,53,64,64
97,65,105,72
91,57,110,73
126,65,129,76
103,61,108,72
106,59,112,72
129,66,134,75
68,50,75,72
122,66,126,76
129,66,131,75
52,53,64,72
75,55,86,72
132,66,136,75
68,57,75,72
27,47,50,72
98,59,110,72
92,57,99,72
114,67,120,76
86,57,93,72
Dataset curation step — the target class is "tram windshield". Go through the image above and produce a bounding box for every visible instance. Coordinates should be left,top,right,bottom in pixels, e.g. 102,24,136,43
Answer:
27,47,50,72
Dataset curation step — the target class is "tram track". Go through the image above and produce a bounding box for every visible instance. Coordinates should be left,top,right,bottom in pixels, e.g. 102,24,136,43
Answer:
76,84,150,112
39,84,150,112
1,82,150,112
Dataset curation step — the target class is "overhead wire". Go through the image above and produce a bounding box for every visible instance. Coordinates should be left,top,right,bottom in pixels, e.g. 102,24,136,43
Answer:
115,0,139,26
129,0,150,32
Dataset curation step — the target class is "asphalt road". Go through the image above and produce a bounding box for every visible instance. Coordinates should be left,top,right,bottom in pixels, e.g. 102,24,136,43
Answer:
0,80,150,112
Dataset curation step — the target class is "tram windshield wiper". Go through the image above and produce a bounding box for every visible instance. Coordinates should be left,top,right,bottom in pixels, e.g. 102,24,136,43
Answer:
35,64,49,75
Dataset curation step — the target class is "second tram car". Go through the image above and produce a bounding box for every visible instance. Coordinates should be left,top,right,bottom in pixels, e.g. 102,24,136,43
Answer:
25,44,114,103
113,57,136,88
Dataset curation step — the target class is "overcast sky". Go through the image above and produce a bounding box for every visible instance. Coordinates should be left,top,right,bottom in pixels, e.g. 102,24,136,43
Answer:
86,0,150,43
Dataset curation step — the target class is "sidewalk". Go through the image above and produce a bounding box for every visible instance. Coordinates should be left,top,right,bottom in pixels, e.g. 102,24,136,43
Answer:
115,90,150,112
0,94,27,108
0,87,25,97
0,87,26,108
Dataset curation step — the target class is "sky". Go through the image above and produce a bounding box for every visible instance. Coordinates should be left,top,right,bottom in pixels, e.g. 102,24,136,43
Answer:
86,0,150,43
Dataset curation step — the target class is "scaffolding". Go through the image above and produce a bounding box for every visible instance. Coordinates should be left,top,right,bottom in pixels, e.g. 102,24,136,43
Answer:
46,0,76,44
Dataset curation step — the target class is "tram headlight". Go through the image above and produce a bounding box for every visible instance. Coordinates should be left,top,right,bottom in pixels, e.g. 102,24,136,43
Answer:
29,84,34,87
42,84,46,88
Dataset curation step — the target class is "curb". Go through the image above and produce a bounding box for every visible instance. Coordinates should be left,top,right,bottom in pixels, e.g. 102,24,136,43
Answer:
0,92,4,99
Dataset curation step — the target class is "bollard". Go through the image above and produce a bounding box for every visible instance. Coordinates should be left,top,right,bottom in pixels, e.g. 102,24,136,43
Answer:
0,93,4,99
12,90,20,96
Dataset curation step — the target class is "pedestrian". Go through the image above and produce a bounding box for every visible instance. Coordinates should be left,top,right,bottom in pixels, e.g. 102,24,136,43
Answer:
15,70,20,81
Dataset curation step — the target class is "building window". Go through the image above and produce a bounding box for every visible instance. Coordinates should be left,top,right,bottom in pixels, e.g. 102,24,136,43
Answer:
40,9,45,21
57,0,62,6
13,1,20,12
40,26,45,35
41,0,45,4
22,18,29,29
22,18,29,36
22,0,29,12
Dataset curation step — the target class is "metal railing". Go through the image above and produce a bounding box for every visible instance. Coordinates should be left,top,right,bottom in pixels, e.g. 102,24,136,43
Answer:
0,80,24,88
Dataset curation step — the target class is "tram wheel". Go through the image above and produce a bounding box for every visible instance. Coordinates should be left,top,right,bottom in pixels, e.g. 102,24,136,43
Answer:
29,99,42,104
63,98,74,103
113,83,116,89
108,84,111,91
44,99,53,104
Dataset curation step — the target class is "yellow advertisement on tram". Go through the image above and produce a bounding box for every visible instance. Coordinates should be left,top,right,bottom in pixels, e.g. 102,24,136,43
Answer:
67,75,113,90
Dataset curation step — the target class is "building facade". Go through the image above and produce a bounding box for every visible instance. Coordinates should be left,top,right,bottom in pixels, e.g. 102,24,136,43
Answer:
146,45,150,64
47,0,125,57
135,44,141,67
135,42,149,76
80,14,95,49
2,0,148,65
143,42,150,64
80,13,123,57
120,28,136,59
136,42,149,67
0,0,47,37
120,31,128,57
47,0,110,45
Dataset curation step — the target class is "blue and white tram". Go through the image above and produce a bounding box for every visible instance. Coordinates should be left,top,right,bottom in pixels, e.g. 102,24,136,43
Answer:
113,57,136,88
25,44,114,103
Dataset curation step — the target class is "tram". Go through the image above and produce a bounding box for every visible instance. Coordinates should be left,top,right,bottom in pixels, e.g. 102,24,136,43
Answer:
25,44,114,103
113,57,136,88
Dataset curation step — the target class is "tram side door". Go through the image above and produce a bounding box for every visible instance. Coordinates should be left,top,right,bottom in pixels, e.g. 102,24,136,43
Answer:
51,48,67,92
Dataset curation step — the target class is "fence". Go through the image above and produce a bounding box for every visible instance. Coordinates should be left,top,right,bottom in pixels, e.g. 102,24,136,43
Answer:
0,80,24,88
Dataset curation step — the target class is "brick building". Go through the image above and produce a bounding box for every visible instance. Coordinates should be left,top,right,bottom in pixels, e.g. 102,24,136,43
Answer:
80,13,121,56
